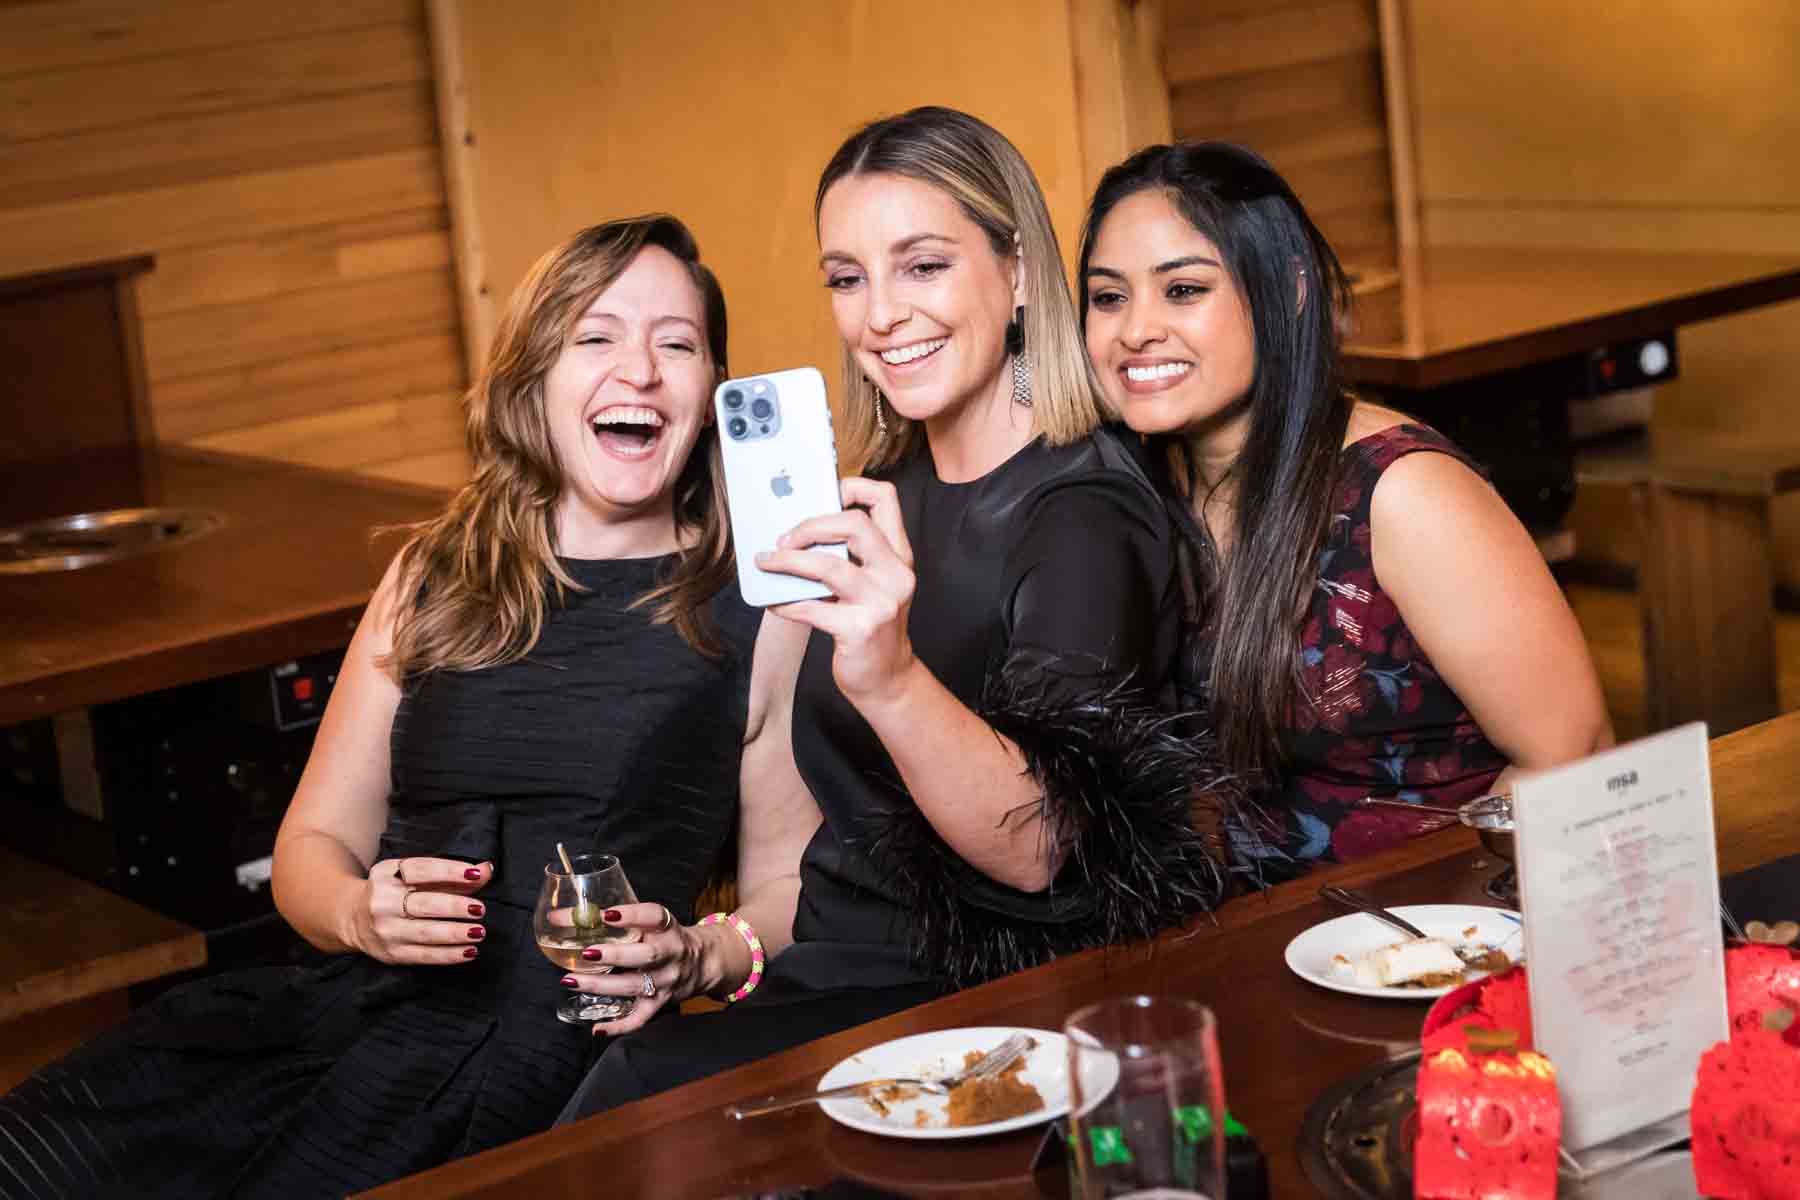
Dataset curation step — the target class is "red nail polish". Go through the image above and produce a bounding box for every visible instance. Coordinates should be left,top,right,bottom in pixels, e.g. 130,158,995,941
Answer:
467,926,485,940
603,909,621,922
463,947,478,959
581,946,603,961
465,868,482,880
561,975,577,987
468,903,484,916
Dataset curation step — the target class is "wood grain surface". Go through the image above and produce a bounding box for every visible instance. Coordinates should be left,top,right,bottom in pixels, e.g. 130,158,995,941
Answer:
362,712,1800,1199
0,446,445,725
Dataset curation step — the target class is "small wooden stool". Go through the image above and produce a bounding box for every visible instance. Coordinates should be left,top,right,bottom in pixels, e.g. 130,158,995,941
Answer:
0,848,204,1090
1578,430,1800,735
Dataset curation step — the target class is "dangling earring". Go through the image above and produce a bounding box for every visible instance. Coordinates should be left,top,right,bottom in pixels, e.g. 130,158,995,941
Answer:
1005,305,1032,408
870,380,890,436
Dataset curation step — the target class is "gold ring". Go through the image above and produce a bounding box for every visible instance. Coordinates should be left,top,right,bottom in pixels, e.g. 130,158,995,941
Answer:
657,905,674,933
400,889,417,920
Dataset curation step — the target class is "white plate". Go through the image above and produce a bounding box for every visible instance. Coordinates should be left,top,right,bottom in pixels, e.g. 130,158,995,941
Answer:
1283,904,1523,1000
815,1026,1080,1140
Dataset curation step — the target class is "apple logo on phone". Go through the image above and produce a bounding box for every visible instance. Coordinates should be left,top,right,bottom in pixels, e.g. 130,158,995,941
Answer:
770,471,794,498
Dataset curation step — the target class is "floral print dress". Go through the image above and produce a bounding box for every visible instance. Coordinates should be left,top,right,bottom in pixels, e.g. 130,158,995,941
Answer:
1183,424,1508,885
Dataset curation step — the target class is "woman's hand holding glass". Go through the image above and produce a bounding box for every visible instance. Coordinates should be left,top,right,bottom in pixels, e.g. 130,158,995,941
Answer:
557,901,725,1036
754,477,918,704
353,856,491,966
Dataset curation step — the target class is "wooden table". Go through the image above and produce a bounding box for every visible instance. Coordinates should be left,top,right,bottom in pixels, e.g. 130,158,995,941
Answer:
0,445,446,726
1342,246,1800,737
365,712,1800,1199
0,445,446,1084
1341,246,1800,391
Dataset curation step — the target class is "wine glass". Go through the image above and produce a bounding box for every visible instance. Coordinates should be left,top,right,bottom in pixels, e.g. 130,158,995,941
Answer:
533,851,642,1024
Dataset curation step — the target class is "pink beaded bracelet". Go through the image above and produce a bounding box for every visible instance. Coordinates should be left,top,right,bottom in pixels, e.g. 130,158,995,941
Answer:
698,911,764,1002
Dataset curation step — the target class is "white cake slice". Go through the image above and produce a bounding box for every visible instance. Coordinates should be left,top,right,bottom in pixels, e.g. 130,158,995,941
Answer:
1350,937,1463,987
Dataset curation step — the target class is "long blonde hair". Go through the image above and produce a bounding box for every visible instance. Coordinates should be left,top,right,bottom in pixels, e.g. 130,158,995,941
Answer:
814,106,1104,473
385,215,734,678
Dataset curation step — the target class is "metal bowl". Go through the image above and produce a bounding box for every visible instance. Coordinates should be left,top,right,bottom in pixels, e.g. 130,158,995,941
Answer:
0,507,224,574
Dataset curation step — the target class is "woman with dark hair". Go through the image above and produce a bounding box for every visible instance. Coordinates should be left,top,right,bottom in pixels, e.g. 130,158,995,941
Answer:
0,216,819,1197
558,106,1226,1123
1078,142,1612,883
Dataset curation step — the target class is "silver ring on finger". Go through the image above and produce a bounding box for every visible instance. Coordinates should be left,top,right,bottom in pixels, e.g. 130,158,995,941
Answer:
657,905,674,933
641,971,657,999
400,888,418,920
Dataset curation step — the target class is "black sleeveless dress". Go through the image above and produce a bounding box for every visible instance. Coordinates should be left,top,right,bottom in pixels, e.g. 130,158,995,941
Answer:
0,555,759,1198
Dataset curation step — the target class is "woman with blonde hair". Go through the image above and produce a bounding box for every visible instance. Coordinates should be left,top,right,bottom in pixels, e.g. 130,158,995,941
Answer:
559,106,1226,1123
0,215,819,1197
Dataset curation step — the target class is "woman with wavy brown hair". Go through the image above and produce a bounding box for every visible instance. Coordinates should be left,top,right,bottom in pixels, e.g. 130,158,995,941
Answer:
0,215,819,1198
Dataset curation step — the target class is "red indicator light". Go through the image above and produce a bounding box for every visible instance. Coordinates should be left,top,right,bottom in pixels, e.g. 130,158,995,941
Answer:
293,678,315,701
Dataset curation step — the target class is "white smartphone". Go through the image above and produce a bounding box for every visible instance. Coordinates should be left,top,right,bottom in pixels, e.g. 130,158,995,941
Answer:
714,366,846,607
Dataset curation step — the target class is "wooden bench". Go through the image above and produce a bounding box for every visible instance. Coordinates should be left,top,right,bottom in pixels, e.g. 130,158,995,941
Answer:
1577,429,1800,735
0,847,204,1090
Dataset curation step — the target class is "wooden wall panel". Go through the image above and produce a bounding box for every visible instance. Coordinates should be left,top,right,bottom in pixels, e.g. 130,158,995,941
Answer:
154,334,466,443
0,87,440,211
142,268,458,382
1164,0,1396,273
1400,1,1800,587
0,0,416,75
0,26,430,142
1068,0,1174,203
0,1,469,490
442,0,1089,411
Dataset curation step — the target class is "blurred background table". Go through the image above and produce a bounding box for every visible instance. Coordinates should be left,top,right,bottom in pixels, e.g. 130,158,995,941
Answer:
1342,247,1800,737
1,445,443,726
0,445,444,1086
364,711,1800,1200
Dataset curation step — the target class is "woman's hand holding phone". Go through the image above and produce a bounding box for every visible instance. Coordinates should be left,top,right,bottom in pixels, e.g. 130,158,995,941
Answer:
714,368,847,607
756,477,919,705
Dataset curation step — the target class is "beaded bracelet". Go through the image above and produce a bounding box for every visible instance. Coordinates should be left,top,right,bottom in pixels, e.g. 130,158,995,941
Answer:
698,911,764,1003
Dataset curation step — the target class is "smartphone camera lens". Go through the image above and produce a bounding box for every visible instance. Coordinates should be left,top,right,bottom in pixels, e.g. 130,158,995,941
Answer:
726,416,749,439
749,396,774,421
722,388,744,410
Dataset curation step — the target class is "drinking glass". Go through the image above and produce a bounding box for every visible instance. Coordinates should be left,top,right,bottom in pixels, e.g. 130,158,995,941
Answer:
1065,996,1226,1199
533,851,641,1024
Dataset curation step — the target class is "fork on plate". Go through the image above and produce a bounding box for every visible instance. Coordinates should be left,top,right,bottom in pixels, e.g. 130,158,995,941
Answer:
1318,885,1500,967
724,1032,1034,1120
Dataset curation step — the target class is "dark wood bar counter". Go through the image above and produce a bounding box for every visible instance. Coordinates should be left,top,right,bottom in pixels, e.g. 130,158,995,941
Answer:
0,446,446,726
366,713,1800,1200
1341,246,1800,391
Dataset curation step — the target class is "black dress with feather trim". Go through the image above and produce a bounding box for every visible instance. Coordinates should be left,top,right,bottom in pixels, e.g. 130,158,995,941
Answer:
554,428,1231,1127
785,426,1228,989
0,555,758,1199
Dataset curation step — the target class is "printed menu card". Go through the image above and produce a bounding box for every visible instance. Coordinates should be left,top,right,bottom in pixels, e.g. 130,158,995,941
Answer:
1512,721,1728,1152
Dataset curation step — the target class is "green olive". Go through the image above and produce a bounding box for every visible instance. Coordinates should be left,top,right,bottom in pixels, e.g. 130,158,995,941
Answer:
573,901,602,930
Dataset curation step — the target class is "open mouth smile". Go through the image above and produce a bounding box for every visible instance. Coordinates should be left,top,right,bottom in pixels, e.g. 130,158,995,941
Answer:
589,404,665,460
1120,360,1193,393
878,337,947,367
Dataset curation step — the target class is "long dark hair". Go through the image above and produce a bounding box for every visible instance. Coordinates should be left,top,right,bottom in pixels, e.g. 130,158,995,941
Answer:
1077,142,1354,780
387,215,735,676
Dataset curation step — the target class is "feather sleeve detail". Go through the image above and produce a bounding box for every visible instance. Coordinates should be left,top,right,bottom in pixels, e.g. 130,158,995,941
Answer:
860,650,1236,987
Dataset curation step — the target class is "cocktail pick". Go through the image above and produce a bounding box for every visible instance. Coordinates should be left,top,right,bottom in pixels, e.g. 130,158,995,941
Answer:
556,842,575,874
